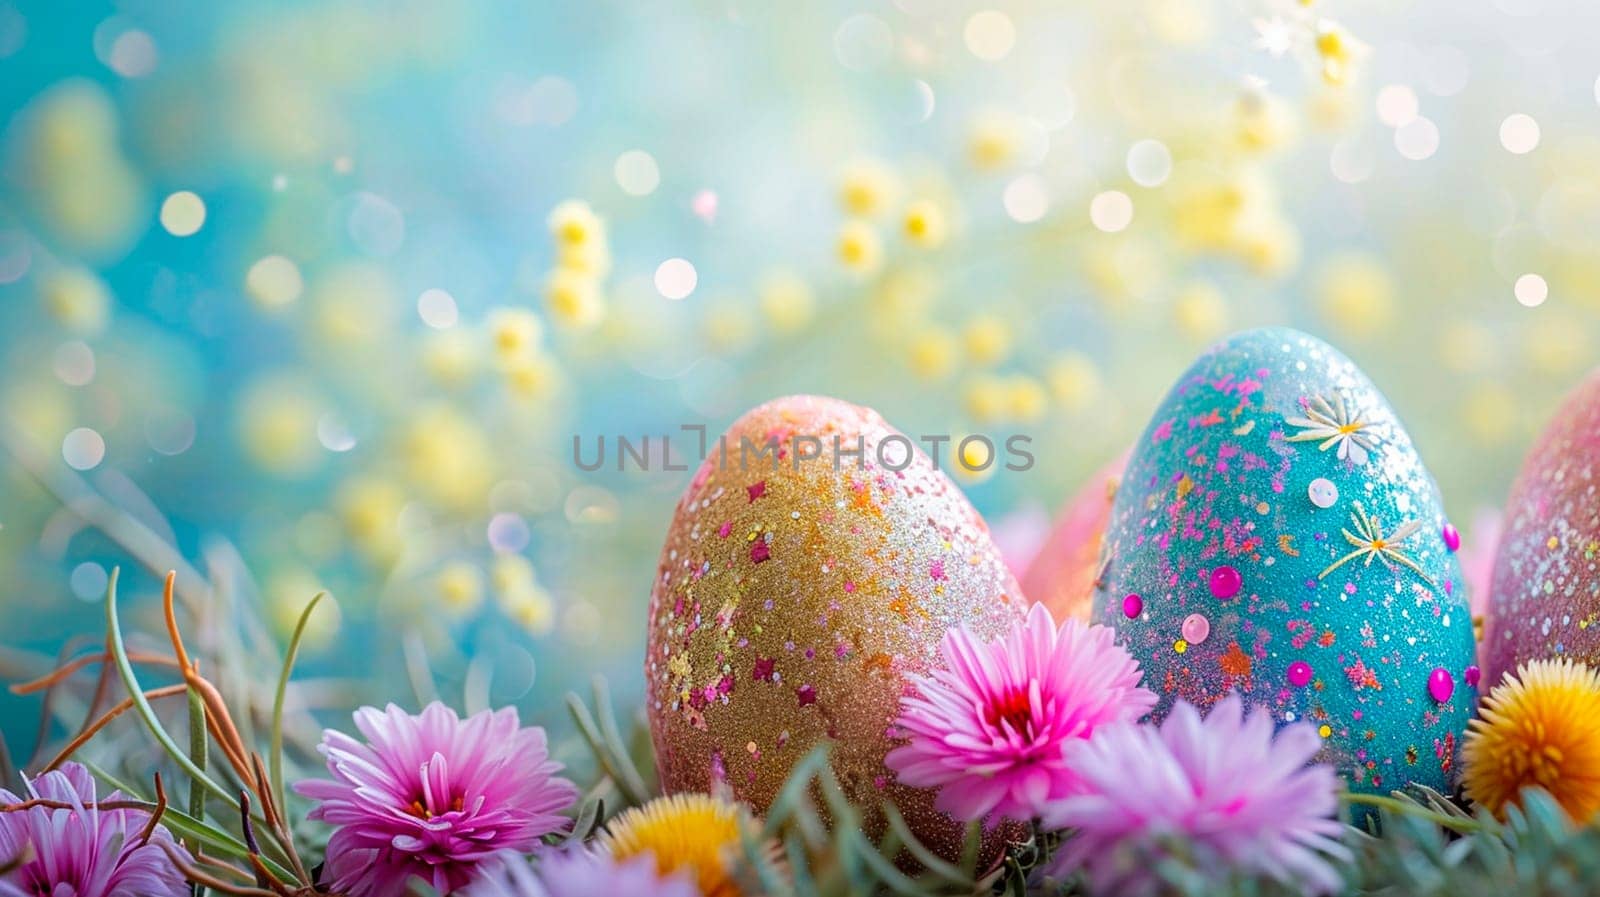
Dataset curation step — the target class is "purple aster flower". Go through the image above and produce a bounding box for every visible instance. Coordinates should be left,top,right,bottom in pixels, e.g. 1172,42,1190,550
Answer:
463,848,700,897
1044,695,1350,897
296,702,579,897
0,761,186,897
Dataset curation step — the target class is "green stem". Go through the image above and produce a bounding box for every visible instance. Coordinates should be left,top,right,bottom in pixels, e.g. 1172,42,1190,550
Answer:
1343,793,1485,834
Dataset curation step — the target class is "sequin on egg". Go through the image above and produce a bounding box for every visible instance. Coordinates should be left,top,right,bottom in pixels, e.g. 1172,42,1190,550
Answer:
1308,477,1339,509
1122,593,1143,618
1181,613,1210,644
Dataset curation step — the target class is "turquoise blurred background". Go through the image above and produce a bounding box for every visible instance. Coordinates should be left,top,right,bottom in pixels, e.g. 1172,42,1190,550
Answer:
2,0,1599,755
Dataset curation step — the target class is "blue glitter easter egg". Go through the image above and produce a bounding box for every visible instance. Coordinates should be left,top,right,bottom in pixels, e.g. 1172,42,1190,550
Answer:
1092,327,1476,803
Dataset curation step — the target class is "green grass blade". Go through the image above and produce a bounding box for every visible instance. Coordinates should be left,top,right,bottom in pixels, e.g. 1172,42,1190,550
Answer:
271,592,324,816
103,567,237,810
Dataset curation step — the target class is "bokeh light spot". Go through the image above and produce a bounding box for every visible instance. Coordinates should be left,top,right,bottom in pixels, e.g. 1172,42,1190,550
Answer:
1394,117,1440,160
834,13,893,71
52,341,95,386
964,10,1015,61
1002,174,1049,222
1514,273,1548,307
144,406,196,456
317,413,358,452
1126,139,1172,187
346,192,405,256
245,255,303,310
655,257,697,300
160,191,206,236
1499,113,1540,154
1089,190,1134,232
62,427,105,470
417,288,459,329
108,28,157,77
614,150,660,196
1375,85,1419,127
0,230,28,283
70,562,108,602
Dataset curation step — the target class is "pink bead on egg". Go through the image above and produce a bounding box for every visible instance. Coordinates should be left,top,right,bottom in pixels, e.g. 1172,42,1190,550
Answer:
1209,565,1241,599
1427,667,1454,703
1287,661,1313,688
1122,593,1143,619
1181,613,1210,645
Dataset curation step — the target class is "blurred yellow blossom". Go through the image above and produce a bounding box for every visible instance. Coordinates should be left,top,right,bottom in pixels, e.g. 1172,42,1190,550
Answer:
1006,375,1049,421
1316,252,1395,339
1048,353,1102,413
436,561,485,617
267,570,340,646
40,267,112,335
963,373,1009,422
544,267,605,328
758,271,814,333
548,199,604,249
908,326,960,380
1233,89,1299,154
963,314,1013,366
488,307,545,360
337,476,407,564
903,199,948,249
968,114,1021,170
422,329,481,388
237,376,323,476
404,406,494,511
504,352,562,400
838,159,899,218
836,220,884,275
1173,281,1230,341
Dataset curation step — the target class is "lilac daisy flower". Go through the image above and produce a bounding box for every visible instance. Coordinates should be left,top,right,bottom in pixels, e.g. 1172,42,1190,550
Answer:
885,603,1156,824
1045,695,1350,897
463,848,700,897
296,702,579,896
0,761,186,897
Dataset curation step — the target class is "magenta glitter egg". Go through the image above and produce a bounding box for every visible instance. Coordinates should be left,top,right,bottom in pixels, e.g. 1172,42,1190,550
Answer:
1484,368,1600,688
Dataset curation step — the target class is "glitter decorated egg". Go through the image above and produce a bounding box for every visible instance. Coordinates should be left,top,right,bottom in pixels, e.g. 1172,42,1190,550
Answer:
645,395,1025,858
1482,369,1600,689
1092,328,1476,802
1020,450,1128,623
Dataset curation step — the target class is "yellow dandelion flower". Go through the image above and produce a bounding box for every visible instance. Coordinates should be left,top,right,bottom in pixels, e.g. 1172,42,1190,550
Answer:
836,220,883,275
544,268,604,328
547,199,604,249
1464,659,1600,823
492,553,536,594
963,314,1012,366
837,159,898,218
557,240,612,278
601,793,755,897
952,434,997,485
902,199,947,249
488,307,544,360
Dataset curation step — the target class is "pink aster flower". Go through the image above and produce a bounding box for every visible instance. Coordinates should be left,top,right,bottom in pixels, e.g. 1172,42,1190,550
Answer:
463,848,699,897
0,761,186,897
885,602,1156,824
296,702,579,897
1044,695,1350,897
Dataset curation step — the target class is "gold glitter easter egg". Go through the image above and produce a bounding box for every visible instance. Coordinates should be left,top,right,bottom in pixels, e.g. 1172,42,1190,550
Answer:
645,395,1025,861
